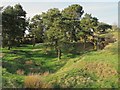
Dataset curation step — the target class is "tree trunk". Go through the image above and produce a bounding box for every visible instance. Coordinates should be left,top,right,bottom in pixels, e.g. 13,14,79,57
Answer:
16,38,21,47
8,46,11,50
54,41,61,60
57,48,61,60
93,43,97,50
92,36,98,50
84,37,86,49
8,40,11,50
99,42,105,50
72,29,77,42
32,36,35,47
93,41,97,50
33,43,35,47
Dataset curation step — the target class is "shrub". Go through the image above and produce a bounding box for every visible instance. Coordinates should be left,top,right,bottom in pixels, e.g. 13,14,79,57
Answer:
42,71,49,76
16,69,24,75
24,74,51,88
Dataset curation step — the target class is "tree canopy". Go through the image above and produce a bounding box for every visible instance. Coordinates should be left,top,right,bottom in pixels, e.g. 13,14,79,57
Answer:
2,3,116,59
2,4,27,49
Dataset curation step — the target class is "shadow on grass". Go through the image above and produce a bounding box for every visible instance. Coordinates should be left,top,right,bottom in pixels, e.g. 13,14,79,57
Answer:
2,42,96,75
2,49,64,74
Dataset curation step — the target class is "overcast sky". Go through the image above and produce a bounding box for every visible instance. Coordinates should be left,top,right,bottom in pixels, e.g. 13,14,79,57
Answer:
1,0,119,25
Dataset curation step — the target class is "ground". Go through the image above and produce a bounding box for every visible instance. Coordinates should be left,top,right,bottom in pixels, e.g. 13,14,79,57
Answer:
2,31,118,88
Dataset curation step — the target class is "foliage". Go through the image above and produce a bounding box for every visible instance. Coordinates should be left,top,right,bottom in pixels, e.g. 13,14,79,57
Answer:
2,4,27,49
29,14,44,45
40,4,84,60
41,8,68,60
1,3,118,88
97,22,112,33
80,13,99,50
62,4,84,42
2,31,118,88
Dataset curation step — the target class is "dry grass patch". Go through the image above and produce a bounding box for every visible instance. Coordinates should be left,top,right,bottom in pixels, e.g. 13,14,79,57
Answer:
0,53,5,58
16,69,24,75
25,60,33,65
84,61,117,79
24,74,52,88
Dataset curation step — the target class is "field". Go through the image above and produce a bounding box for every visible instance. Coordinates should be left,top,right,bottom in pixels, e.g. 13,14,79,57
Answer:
2,31,118,88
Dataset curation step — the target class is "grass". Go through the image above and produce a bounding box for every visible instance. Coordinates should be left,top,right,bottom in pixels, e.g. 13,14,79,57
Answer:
24,73,51,88
43,31,118,88
2,31,118,88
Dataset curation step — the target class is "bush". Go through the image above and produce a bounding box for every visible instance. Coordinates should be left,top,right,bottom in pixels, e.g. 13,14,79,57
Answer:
24,74,51,88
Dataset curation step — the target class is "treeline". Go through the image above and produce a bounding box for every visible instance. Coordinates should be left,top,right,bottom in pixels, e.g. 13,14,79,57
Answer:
2,4,118,59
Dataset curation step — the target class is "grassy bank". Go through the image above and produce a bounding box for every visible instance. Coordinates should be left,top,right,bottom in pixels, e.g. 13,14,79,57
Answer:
2,31,118,88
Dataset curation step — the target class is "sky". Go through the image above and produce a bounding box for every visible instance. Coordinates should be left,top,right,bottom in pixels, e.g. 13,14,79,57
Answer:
1,0,119,25
1,0,120,2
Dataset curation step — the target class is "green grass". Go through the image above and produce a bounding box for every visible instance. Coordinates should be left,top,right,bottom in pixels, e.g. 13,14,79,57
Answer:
43,31,118,88
2,31,118,88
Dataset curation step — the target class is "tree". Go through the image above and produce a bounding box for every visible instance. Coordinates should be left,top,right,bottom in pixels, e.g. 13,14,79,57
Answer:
41,5,84,59
97,22,112,33
41,8,68,60
2,4,27,49
30,14,44,47
80,13,98,50
0,7,2,47
14,4,27,46
62,4,84,42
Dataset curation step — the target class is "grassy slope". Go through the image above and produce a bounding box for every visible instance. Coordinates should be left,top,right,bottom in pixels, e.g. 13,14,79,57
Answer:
2,31,118,88
44,31,118,88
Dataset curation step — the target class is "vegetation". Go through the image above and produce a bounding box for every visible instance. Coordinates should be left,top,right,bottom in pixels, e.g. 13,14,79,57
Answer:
1,3,119,88
2,4,28,49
